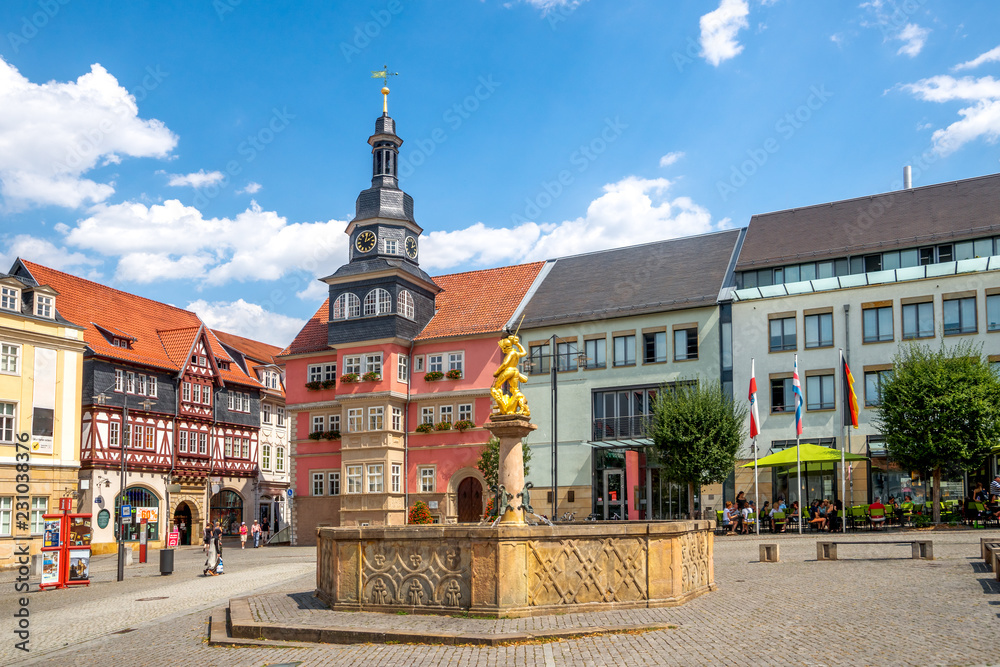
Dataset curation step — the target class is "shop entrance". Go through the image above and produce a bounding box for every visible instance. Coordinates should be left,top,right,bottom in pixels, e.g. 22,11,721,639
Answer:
602,469,624,520
209,490,243,535
172,502,193,545
456,477,483,523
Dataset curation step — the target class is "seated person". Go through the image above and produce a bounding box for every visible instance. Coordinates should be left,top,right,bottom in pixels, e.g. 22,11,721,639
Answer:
721,501,734,534
760,501,771,531
869,497,887,530
787,501,800,529
808,500,827,531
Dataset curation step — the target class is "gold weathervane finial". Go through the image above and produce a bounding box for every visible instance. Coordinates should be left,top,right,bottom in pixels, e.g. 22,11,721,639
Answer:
371,65,399,114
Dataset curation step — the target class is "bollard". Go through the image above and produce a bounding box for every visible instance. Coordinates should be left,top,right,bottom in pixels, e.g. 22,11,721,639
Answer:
759,543,779,563
124,548,134,566
912,540,933,560
30,553,43,578
816,542,837,561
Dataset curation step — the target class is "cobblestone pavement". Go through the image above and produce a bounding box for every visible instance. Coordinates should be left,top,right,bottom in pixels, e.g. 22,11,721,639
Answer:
5,529,1000,666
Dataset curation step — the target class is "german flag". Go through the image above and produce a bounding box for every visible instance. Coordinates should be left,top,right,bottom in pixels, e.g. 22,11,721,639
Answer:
842,351,859,428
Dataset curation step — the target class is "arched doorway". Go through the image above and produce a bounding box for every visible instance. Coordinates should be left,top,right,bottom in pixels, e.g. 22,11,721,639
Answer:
173,502,193,545
210,490,243,535
457,477,483,523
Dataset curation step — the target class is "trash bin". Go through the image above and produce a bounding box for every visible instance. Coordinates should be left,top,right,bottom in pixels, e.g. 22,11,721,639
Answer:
159,548,174,575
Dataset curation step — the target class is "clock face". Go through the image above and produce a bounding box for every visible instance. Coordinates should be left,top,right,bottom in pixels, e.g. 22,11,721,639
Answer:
405,236,418,258
355,230,377,253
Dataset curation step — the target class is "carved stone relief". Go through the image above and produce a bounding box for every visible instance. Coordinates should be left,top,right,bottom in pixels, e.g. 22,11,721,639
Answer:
526,537,647,607
360,543,471,609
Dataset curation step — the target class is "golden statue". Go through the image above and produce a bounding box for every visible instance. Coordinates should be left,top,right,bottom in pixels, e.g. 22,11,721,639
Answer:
491,333,530,417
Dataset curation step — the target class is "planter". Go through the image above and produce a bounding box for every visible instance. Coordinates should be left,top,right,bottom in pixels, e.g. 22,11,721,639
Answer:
305,381,321,391
454,420,474,432
424,371,444,382
415,423,434,434
361,372,381,382
340,373,360,384
321,379,337,389
435,421,452,431
323,430,341,440
308,432,324,440
445,369,463,380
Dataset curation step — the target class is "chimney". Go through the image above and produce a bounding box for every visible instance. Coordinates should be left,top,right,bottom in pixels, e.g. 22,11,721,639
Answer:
903,165,912,189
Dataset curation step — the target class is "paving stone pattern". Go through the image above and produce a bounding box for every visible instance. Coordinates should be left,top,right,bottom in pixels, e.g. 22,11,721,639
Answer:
6,530,1000,666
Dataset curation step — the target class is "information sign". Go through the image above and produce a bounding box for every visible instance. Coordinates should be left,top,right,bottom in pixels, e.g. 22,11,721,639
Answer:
68,550,90,582
40,551,60,587
43,518,61,548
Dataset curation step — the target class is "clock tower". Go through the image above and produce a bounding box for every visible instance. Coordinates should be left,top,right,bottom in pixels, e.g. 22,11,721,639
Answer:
321,85,440,346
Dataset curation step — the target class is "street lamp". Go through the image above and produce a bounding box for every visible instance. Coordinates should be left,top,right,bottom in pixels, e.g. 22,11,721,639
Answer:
94,391,155,582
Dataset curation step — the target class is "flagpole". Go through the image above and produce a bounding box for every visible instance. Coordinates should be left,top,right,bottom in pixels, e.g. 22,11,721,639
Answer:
751,358,760,536
795,354,802,534
753,435,759,536
840,349,846,531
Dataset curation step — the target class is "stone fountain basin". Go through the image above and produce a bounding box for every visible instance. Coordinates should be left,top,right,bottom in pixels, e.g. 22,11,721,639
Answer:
316,520,715,618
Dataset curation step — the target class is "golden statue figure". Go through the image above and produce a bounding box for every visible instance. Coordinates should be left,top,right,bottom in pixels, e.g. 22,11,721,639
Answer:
491,334,530,417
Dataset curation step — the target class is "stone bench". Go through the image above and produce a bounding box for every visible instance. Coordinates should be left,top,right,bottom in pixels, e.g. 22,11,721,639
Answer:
982,541,1000,582
816,540,933,561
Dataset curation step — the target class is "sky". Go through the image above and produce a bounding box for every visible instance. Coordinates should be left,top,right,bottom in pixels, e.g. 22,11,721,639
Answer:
1,0,999,347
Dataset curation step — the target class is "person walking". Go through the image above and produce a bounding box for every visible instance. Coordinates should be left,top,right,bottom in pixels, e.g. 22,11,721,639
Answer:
203,521,212,555
262,517,270,546
239,521,248,549
251,519,261,548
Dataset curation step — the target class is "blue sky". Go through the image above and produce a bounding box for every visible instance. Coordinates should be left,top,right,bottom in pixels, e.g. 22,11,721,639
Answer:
1,0,999,346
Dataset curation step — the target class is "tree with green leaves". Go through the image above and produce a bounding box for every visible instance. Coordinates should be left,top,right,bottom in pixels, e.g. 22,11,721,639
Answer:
648,380,747,519
875,341,1000,523
476,437,532,518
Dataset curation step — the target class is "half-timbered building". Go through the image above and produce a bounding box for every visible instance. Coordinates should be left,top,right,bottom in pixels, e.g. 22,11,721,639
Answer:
8,260,266,551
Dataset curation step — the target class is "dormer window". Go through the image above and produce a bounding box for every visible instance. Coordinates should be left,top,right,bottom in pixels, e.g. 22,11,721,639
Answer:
384,239,398,255
0,286,19,312
199,355,207,367
34,295,54,318
111,338,131,349
218,360,230,370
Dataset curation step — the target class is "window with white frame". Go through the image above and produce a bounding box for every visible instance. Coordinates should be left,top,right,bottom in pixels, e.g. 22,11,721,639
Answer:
133,422,144,449
136,374,146,396
0,286,19,312
241,438,249,458
126,372,135,394
31,497,48,534
308,365,323,382
428,354,443,373
315,416,330,437
365,353,383,376
115,369,124,392
0,402,15,443
277,406,285,426
332,292,361,320
448,352,463,376
420,406,434,425
329,414,340,433
312,472,325,496
148,376,157,398
367,464,384,492
110,421,120,448
0,344,19,375
224,436,233,457
192,384,201,404
34,295,53,318
398,290,415,320
391,407,402,431
346,465,362,494
262,444,271,470
263,403,272,424
176,429,185,453
458,403,472,423
203,386,212,406
439,405,453,424
241,393,250,412
344,355,362,375
420,467,435,493
414,355,424,372
0,497,11,536
145,425,154,450
384,238,398,255
391,463,401,493
347,408,363,432
363,288,393,316
328,471,340,495
368,406,384,431
276,446,284,472
198,432,207,454
397,354,409,382
227,390,234,410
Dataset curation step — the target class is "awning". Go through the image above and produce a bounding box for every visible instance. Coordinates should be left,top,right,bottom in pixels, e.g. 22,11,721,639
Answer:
582,438,652,450
742,443,868,468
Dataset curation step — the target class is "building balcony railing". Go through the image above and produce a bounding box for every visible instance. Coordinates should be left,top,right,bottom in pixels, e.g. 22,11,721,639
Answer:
592,416,651,442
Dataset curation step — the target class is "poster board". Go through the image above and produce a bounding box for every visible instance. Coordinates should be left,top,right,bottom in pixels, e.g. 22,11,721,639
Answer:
68,515,92,547
167,531,179,548
43,517,61,548
67,550,90,583
40,551,60,587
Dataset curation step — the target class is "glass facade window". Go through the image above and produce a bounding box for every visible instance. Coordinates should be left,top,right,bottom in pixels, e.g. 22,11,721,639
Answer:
613,335,636,366
0,402,14,443
584,338,606,368
528,344,549,374
988,294,1000,332
343,355,362,375
943,296,976,335
770,377,794,413
806,374,835,411
901,302,934,339
674,328,698,360
643,331,667,363
555,342,577,371
804,313,833,348
769,317,796,351
114,487,160,541
863,306,893,343
427,354,443,373
864,370,893,407
439,405,452,424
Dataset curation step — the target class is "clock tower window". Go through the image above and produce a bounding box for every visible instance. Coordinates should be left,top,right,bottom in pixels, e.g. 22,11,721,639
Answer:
363,288,392,316
397,290,415,320
333,292,361,320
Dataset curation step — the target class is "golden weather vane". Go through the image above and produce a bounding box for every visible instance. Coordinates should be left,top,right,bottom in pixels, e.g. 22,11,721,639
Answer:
371,65,399,114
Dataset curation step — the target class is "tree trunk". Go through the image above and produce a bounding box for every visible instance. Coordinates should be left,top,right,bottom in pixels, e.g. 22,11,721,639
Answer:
688,482,695,520
932,466,941,524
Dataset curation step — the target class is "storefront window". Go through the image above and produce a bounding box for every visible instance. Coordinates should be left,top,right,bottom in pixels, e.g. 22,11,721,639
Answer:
114,487,160,542
210,490,244,535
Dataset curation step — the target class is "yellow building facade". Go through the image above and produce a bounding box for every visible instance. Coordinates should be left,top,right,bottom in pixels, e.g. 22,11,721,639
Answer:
0,274,86,567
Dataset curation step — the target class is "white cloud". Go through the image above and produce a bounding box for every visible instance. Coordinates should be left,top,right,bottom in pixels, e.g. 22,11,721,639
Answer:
166,170,224,188
896,23,929,57
0,234,102,277
519,0,585,13
902,74,1000,156
0,58,176,210
699,0,750,67
61,199,349,285
237,182,262,194
953,45,1000,72
658,151,685,167
296,280,329,302
419,176,727,271
187,298,305,348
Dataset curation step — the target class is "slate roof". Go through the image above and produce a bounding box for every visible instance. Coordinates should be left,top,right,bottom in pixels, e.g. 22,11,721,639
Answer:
737,172,1000,271
17,260,263,388
519,230,743,328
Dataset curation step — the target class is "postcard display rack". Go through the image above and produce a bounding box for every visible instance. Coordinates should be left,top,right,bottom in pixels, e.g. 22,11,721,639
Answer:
40,497,92,590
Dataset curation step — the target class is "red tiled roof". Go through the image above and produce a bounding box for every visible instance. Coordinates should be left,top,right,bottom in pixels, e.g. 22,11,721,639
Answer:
19,260,261,388
415,262,545,340
282,298,330,356
212,330,284,365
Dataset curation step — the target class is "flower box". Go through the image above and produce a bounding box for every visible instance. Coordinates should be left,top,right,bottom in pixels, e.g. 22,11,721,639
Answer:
424,371,444,382
415,422,434,434
321,379,336,389
340,373,360,384
323,430,341,440
445,369,463,380
435,421,452,431
305,381,321,391
454,419,474,432
308,431,324,440
361,371,381,382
